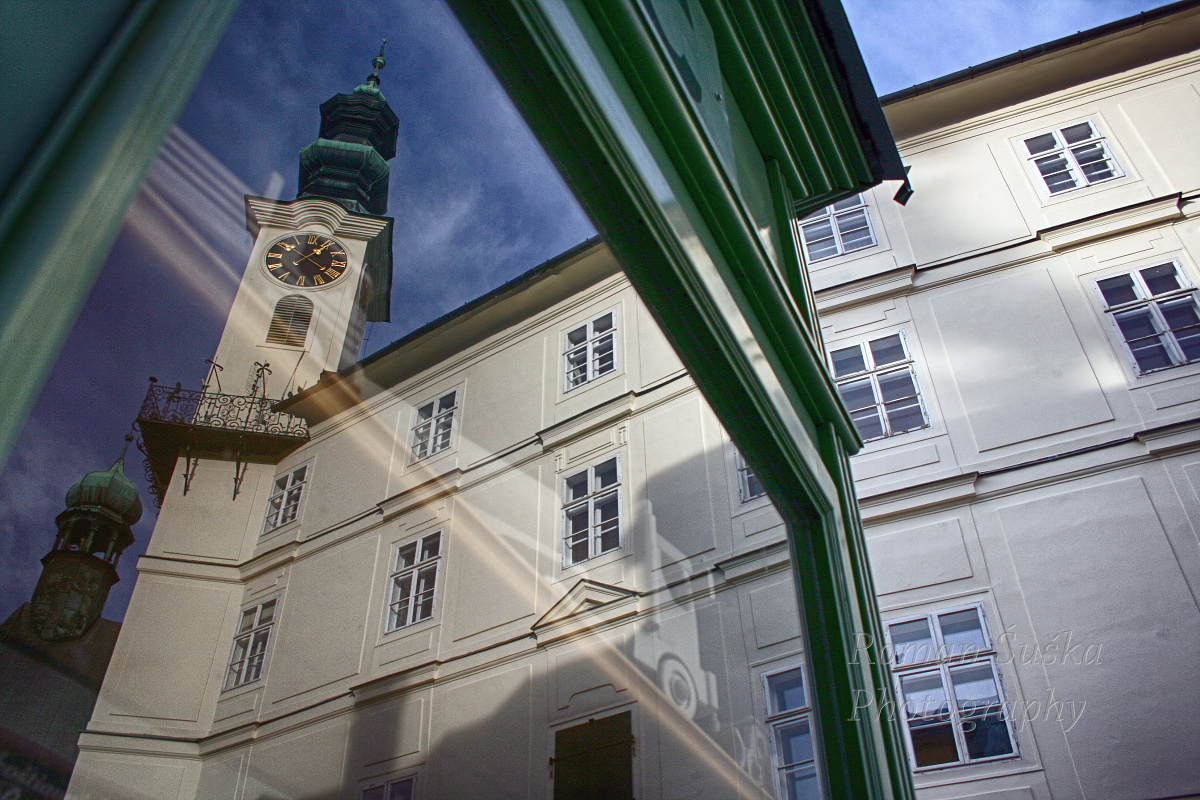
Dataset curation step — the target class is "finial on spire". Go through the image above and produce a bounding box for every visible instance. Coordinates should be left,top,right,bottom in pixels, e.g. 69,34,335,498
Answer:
367,40,387,87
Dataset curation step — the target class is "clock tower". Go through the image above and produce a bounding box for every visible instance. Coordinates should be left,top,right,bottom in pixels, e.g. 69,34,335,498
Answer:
209,44,398,399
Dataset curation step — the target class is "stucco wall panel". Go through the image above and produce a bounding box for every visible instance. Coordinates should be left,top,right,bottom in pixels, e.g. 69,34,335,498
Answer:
928,268,1113,452
431,664,534,799
1120,83,1200,194
642,395,722,570
447,465,542,642
993,477,1200,799
242,721,349,800
97,576,230,725
866,518,973,595
265,536,378,704
900,139,1031,264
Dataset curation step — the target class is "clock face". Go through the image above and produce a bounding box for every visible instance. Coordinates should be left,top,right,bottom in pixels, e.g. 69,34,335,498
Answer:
264,233,348,287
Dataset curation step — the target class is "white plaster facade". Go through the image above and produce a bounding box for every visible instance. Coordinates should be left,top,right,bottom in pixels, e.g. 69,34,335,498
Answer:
68,8,1200,800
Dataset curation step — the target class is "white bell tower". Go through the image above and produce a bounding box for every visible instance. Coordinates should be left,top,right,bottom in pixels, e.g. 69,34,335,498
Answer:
208,43,398,399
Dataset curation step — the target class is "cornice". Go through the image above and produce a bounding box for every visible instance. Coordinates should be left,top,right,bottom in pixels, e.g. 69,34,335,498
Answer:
245,195,390,241
1038,194,1183,252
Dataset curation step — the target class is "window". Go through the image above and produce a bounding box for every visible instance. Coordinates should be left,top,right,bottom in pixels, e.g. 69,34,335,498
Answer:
764,666,821,800
410,390,458,461
797,194,875,262
224,599,276,690
1023,120,1122,195
265,295,313,346
385,532,442,632
1097,262,1200,373
263,465,308,532
887,605,1016,770
734,448,766,503
562,457,621,567
829,333,927,442
362,777,414,800
564,311,617,390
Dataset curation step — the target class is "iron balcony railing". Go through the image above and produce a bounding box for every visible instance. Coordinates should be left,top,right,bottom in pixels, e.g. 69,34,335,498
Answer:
136,381,309,438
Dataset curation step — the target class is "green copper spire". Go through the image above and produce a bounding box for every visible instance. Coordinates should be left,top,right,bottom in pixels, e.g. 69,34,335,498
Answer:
297,42,399,216
356,40,388,99
29,435,142,641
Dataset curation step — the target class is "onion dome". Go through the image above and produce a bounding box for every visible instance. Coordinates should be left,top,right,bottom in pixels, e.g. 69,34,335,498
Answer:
64,441,143,527
298,41,399,217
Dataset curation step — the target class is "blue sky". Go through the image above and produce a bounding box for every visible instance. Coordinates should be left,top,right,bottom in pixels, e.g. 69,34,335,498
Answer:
0,0,1177,621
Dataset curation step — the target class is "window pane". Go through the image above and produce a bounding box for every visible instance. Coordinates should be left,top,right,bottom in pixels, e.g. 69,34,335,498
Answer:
782,766,821,800
949,664,1001,710
937,608,986,657
396,543,417,570
291,465,307,484
565,471,589,501
595,494,620,552
388,780,415,800
1034,155,1076,193
901,672,957,767
420,533,441,561
1116,308,1161,340
566,325,587,346
437,391,456,412
1072,143,1115,182
239,609,256,633
565,346,588,385
850,408,885,441
830,345,866,377
836,379,876,412
1060,121,1095,144
592,312,613,334
1161,297,1200,359
960,709,1014,760
415,402,434,422
835,209,873,251
869,334,905,367
742,467,765,501
1098,274,1138,306
362,788,385,800
1141,264,1182,295
801,219,838,260
776,719,814,766
767,668,806,714
877,370,916,403
889,618,934,665
258,599,276,625
884,398,925,434
594,458,618,489
593,333,615,375
1116,309,1174,371
1024,132,1058,155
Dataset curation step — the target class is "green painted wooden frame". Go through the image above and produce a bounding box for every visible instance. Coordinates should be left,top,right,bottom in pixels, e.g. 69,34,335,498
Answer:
0,0,240,461
443,1,914,797
3,0,913,796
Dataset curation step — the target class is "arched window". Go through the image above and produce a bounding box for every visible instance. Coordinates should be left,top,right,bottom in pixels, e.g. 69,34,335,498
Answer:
266,295,313,346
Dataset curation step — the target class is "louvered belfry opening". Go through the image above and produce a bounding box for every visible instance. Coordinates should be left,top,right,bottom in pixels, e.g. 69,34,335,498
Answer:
266,295,313,346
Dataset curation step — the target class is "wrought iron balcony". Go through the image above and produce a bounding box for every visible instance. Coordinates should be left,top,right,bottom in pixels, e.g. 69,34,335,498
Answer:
135,379,309,506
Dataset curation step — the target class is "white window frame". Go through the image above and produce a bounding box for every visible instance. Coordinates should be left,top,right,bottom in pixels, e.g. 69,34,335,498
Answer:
561,456,622,567
1021,119,1123,196
384,531,443,633
263,464,309,533
762,664,823,800
563,310,618,392
829,332,928,443
361,775,415,800
224,598,277,690
885,604,1018,772
797,193,876,263
1095,261,1200,374
409,390,459,462
734,448,766,504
